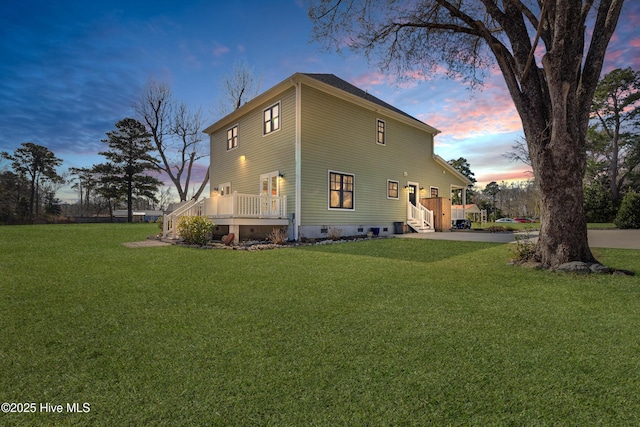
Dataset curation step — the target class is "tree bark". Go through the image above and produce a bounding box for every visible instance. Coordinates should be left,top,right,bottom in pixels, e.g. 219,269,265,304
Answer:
530,124,597,267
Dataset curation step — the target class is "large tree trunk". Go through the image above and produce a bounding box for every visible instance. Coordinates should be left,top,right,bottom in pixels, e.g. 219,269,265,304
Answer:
523,31,599,268
530,125,597,268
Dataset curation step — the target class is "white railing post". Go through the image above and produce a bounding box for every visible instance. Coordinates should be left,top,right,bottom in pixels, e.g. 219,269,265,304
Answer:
232,191,237,217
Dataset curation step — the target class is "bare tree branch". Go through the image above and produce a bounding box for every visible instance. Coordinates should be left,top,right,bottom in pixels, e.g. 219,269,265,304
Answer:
135,80,209,202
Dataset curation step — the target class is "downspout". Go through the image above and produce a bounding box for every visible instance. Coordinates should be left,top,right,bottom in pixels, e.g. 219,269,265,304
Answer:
294,80,302,241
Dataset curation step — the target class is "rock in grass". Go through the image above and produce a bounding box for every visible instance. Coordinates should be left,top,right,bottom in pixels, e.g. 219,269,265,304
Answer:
555,262,635,276
590,263,612,274
556,261,592,275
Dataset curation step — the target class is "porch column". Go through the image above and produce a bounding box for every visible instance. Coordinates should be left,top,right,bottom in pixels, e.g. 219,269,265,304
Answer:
462,188,467,219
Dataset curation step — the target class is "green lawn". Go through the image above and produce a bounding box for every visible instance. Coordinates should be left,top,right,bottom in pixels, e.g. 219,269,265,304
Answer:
1,224,639,426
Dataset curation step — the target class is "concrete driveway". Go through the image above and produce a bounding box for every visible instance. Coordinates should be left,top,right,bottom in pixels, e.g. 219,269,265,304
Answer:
397,229,640,250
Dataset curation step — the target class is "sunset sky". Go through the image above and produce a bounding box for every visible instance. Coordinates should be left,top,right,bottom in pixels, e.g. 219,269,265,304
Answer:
1,0,639,202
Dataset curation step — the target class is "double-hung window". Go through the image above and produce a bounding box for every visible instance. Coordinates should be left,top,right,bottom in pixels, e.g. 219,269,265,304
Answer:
329,171,354,210
227,125,238,150
387,180,399,199
263,102,280,135
377,119,386,145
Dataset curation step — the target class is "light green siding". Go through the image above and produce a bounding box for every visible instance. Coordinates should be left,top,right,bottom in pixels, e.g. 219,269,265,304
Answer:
205,73,471,238
299,84,462,226
209,87,296,206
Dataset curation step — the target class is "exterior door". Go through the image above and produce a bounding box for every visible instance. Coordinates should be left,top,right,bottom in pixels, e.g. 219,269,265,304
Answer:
218,182,231,196
260,172,279,215
408,183,418,206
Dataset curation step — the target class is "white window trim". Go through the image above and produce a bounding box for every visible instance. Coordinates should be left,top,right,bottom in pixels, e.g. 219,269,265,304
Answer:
226,124,238,151
387,179,399,200
376,118,386,146
263,101,281,136
430,186,439,198
328,170,355,211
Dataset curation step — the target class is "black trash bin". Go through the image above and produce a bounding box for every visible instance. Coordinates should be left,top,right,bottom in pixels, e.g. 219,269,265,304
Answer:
393,221,404,234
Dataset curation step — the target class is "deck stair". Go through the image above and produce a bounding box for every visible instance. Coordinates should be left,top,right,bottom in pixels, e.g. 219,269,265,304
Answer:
407,201,435,233
162,198,206,239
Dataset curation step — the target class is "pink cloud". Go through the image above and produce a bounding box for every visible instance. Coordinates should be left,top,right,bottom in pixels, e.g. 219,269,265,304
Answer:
157,162,209,191
478,169,533,185
419,90,522,140
351,71,392,88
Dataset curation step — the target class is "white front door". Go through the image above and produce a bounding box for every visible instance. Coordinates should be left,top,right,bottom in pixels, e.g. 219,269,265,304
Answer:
260,171,280,216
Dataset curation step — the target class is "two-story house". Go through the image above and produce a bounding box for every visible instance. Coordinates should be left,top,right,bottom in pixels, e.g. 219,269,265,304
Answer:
163,73,471,243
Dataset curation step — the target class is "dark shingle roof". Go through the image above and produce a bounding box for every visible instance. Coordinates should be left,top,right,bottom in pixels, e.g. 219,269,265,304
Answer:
303,73,423,124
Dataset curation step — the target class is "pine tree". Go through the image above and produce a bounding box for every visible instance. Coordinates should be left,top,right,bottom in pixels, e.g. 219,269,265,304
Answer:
1,142,63,219
96,118,162,222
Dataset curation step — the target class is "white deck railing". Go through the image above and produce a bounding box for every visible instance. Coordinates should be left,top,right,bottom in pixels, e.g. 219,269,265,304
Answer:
162,192,287,238
209,192,287,218
407,201,434,230
162,198,206,238
451,206,466,220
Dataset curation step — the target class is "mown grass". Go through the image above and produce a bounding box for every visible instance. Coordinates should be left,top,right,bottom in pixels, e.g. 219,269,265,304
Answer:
1,224,639,426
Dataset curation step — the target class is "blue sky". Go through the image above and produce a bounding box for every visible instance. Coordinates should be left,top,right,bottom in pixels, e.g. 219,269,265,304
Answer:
1,0,639,202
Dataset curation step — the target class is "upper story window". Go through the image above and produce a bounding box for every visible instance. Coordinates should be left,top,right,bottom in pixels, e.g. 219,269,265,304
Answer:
377,119,386,145
387,180,399,199
227,125,238,150
263,102,280,135
329,171,354,210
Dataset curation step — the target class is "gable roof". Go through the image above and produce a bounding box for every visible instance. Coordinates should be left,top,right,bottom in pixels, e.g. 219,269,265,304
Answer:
302,73,424,125
203,72,440,135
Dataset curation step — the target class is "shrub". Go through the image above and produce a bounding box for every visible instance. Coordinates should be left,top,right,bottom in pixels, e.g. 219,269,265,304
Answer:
512,228,537,262
328,227,342,240
267,227,288,245
583,184,616,223
486,225,515,232
177,216,215,245
614,192,640,229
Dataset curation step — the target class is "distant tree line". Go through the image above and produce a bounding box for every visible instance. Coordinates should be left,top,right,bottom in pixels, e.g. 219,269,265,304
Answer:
1,143,64,223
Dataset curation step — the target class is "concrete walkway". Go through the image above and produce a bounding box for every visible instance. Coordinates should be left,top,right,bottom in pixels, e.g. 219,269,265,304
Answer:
122,240,172,248
396,229,640,250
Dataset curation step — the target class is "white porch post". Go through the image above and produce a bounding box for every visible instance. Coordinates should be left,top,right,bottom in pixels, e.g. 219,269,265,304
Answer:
462,188,467,220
